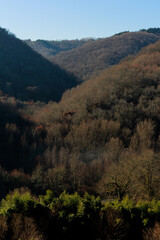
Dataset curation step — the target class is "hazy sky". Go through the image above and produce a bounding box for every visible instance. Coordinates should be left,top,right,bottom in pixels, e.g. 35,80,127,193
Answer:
0,0,160,40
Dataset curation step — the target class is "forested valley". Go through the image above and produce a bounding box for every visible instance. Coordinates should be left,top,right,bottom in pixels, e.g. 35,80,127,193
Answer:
27,28,160,81
1,27,160,239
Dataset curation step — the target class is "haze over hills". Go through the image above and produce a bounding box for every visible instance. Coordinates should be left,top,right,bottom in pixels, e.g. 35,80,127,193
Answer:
25,38,94,58
0,27,79,102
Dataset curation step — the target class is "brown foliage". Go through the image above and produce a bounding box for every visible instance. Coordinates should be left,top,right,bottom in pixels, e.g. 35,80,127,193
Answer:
0,214,44,240
99,208,131,240
0,216,8,240
51,31,160,81
143,222,160,240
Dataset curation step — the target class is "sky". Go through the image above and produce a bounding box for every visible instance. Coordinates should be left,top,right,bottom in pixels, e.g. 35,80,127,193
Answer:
0,0,160,40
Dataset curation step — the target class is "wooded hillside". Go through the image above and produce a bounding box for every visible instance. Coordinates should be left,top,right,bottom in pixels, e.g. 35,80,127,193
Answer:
0,28,79,102
50,31,160,81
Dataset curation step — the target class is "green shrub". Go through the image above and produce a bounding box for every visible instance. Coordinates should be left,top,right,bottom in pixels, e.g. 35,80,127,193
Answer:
0,190,37,216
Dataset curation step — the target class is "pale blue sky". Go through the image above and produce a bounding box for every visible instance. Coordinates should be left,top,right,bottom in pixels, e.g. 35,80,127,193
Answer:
0,0,160,40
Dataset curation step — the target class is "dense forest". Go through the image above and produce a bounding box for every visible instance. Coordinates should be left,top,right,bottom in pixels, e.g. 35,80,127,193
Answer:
26,29,160,82
0,28,79,102
141,27,160,36
51,31,160,81
2,30,160,199
15,39,160,201
1,27,160,239
28,30,160,81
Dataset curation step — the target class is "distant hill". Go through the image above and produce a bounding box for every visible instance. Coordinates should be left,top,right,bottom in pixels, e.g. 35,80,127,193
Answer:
40,39,160,133
50,31,160,81
140,27,160,36
25,38,94,58
0,27,79,102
